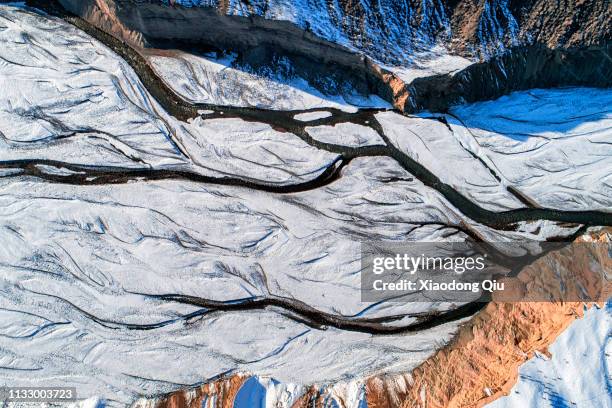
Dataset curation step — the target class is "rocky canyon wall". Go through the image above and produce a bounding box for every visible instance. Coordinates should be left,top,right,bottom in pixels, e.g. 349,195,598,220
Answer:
55,0,611,113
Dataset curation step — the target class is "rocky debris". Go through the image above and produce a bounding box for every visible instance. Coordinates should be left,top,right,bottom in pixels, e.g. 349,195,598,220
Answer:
509,0,610,50
57,0,145,46
392,302,596,408
448,0,610,57
366,374,413,408
133,375,247,408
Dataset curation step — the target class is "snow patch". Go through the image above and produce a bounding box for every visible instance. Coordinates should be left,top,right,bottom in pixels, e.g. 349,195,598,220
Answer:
293,111,332,122
488,302,612,408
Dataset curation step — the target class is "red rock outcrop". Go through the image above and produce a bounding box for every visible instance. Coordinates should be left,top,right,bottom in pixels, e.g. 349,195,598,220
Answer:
144,230,609,408
134,375,248,408
370,230,611,408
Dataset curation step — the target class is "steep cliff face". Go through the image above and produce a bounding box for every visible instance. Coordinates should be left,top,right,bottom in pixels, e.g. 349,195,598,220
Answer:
406,44,612,111
54,0,402,107
158,0,610,62
55,0,611,112
184,0,452,65
448,0,610,57
56,0,612,64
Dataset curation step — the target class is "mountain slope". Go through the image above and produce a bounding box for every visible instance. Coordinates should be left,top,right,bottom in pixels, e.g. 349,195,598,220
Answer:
164,0,610,62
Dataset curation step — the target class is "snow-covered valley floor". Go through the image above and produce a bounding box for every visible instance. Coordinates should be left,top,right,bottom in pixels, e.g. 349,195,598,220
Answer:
0,3,610,407
147,50,391,112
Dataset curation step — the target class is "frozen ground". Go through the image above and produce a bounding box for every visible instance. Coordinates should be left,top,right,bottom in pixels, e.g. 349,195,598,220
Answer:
305,122,384,147
0,3,610,407
293,111,332,122
147,51,391,112
377,88,612,212
385,46,472,84
0,6,341,186
448,88,612,211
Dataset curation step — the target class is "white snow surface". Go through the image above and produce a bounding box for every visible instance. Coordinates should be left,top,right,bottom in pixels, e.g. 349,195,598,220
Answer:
0,4,609,408
148,51,391,112
0,6,467,405
0,10,184,169
376,111,523,211
0,6,340,186
180,116,339,183
387,45,472,84
306,122,385,147
488,302,612,408
293,111,332,122
450,88,612,211
0,172,470,406
377,88,612,212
